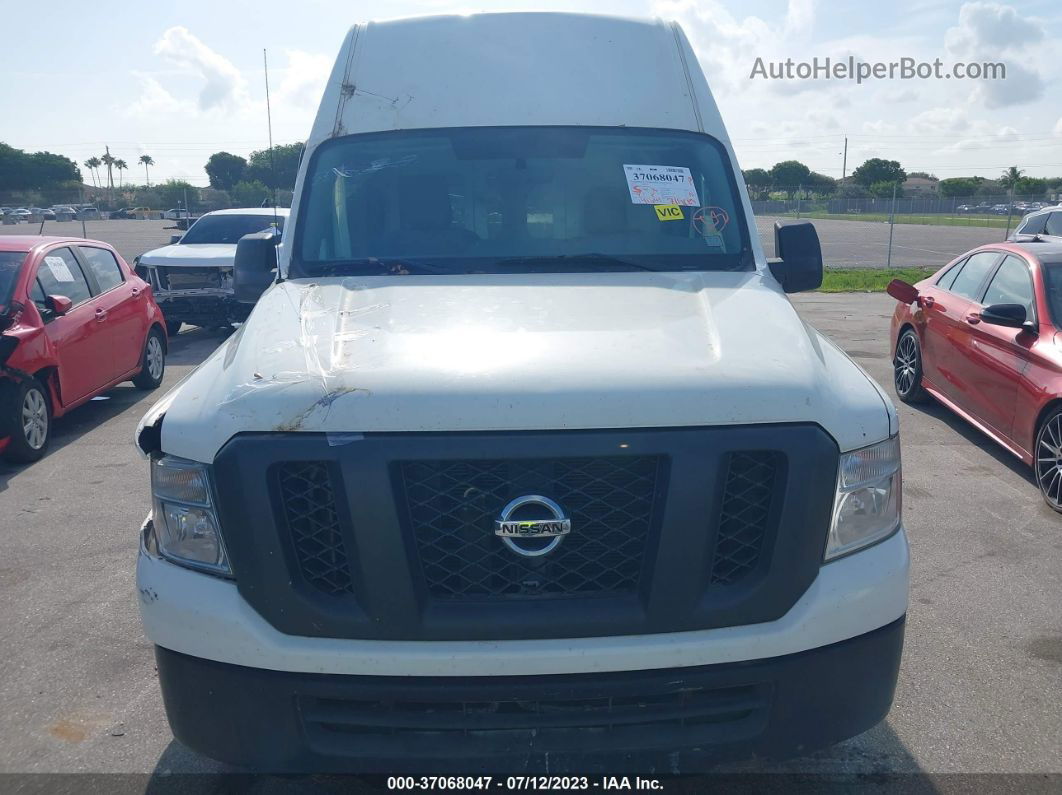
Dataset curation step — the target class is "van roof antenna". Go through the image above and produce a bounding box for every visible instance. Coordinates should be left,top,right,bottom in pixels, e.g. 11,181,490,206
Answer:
263,48,279,235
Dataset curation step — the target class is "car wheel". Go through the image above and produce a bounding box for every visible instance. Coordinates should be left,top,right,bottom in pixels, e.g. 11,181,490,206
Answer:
133,328,166,390
3,377,51,463
1034,407,1062,513
893,329,928,403
165,318,182,337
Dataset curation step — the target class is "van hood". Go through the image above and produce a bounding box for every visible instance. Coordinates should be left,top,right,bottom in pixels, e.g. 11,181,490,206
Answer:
155,271,895,462
139,243,236,268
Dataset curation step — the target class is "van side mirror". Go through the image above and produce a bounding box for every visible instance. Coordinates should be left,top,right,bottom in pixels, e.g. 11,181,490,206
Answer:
233,229,280,304
981,303,1033,332
170,234,183,245
768,221,823,293
45,295,72,316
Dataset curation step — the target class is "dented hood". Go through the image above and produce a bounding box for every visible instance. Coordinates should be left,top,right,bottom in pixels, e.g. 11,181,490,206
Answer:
138,243,237,268
154,271,894,462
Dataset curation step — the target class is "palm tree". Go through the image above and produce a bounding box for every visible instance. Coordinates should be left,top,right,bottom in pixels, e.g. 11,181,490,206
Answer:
84,157,101,188
115,159,128,188
139,154,154,186
999,166,1024,192
100,148,116,205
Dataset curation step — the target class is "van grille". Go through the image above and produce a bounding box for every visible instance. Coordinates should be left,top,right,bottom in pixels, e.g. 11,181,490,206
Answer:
277,462,355,596
397,456,662,599
709,452,781,586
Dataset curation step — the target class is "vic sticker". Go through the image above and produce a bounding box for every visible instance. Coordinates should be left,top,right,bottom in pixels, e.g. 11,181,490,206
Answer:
654,205,684,221
624,165,700,206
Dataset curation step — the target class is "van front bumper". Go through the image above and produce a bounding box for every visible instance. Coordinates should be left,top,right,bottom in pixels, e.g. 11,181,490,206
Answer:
155,616,904,772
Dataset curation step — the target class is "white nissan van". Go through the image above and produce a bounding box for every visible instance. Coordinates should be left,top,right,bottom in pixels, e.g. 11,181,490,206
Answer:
135,12,908,772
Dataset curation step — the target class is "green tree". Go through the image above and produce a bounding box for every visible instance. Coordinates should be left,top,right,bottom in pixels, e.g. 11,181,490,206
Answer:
768,160,811,197
742,168,771,200
939,177,984,197
114,159,128,188
231,179,272,207
851,158,906,188
156,180,199,211
805,171,837,197
204,151,248,191
0,143,81,190
100,150,116,191
1013,177,1047,197
999,166,1025,192
869,180,902,198
84,157,101,188
245,142,305,190
139,154,155,186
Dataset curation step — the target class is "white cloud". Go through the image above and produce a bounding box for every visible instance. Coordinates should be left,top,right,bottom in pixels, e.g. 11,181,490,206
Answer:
653,0,797,93
275,49,332,109
909,107,971,135
153,26,250,113
945,2,1043,54
883,87,918,103
945,2,1046,108
124,72,191,117
1055,118,1062,137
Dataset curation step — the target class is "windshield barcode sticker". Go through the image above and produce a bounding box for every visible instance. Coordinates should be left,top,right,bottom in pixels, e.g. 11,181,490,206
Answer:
623,165,699,206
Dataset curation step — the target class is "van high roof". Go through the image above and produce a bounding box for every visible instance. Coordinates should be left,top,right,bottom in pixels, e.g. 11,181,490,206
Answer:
308,13,727,146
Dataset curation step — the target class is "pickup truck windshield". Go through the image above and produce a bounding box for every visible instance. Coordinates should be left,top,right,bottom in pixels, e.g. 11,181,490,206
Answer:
180,214,283,245
294,127,752,276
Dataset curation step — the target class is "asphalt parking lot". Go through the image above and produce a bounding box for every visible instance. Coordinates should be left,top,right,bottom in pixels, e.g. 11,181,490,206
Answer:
1,216,1008,269
0,292,1059,786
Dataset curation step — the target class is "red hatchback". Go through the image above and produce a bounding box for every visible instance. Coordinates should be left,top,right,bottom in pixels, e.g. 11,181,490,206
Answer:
888,240,1062,511
0,236,167,463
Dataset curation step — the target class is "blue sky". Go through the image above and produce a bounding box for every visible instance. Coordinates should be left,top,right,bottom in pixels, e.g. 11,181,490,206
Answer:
3,0,1060,185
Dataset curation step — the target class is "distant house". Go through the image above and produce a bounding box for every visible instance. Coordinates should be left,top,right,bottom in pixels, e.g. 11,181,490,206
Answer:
903,176,940,196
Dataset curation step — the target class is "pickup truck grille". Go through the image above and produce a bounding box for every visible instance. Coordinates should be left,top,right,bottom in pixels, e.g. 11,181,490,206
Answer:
157,267,223,290
398,456,662,599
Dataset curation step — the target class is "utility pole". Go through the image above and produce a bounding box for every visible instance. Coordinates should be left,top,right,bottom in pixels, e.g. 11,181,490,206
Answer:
841,136,848,182
887,181,898,267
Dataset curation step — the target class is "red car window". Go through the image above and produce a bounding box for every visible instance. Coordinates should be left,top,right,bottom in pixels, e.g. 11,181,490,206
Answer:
981,255,1034,319
36,247,92,306
948,251,1000,301
79,246,125,293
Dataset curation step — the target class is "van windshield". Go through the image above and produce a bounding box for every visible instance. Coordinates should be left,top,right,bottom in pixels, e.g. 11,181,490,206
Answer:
293,127,752,276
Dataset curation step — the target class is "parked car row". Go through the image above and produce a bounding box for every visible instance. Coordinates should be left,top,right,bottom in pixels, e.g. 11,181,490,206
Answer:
956,201,1055,215
1,205,98,221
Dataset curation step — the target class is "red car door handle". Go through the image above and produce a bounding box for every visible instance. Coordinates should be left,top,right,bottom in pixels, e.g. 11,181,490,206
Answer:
95,308,108,321
966,313,981,324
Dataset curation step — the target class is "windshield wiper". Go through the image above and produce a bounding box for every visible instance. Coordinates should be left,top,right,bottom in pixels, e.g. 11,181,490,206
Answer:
491,253,659,272
313,258,465,276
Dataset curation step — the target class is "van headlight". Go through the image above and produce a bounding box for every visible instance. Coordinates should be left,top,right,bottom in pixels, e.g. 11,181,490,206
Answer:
149,455,230,575
826,435,901,561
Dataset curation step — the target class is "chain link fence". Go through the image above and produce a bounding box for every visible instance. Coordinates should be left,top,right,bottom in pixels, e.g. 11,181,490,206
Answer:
752,190,1057,269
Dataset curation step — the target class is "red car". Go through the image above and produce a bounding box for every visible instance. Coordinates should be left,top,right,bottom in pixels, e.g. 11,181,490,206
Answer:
0,236,167,463
888,240,1062,510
